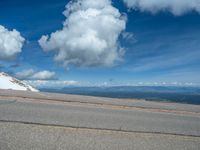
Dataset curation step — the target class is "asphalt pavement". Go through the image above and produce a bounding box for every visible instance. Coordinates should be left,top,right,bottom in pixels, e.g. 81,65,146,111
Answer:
0,89,199,150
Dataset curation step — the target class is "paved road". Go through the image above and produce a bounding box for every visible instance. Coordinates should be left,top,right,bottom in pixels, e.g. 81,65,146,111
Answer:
1,89,200,113
0,92,200,136
0,90,200,149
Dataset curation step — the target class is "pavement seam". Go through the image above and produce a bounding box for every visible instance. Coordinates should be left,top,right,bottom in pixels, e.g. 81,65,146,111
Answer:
0,120,199,138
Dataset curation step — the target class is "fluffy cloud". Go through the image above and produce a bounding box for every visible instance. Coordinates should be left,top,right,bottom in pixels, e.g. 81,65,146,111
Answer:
15,69,35,80
39,0,126,67
123,0,200,15
0,25,25,60
31,71,56,80
15,69,56,80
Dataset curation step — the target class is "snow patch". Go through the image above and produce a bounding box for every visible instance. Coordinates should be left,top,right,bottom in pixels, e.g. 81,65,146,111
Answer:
0,72,38,92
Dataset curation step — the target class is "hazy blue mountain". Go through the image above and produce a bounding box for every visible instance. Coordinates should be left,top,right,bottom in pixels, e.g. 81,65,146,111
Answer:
41,86,200,105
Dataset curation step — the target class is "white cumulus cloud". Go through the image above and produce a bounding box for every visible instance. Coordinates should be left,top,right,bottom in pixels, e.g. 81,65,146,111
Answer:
15,69,56,80
31,71,56,80
0,25,25,60
39,0,126,67
123,0,200,15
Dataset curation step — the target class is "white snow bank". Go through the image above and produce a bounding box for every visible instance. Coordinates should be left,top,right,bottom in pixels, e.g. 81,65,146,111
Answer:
0,72,38,92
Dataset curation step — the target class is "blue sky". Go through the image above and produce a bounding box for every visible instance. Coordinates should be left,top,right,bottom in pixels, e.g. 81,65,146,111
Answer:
0,0,200,87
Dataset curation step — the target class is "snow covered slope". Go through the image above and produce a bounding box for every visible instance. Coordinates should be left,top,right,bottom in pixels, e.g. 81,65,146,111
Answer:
0,72,38,92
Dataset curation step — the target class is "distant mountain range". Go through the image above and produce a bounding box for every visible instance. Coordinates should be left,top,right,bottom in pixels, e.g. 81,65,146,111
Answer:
0,72,38,92
41,86,200,105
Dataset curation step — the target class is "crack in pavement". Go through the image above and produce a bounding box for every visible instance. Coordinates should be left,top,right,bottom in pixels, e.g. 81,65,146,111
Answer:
0,120,199,138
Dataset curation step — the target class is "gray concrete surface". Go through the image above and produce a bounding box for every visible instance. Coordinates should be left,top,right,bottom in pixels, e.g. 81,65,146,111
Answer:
0,90,200,150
